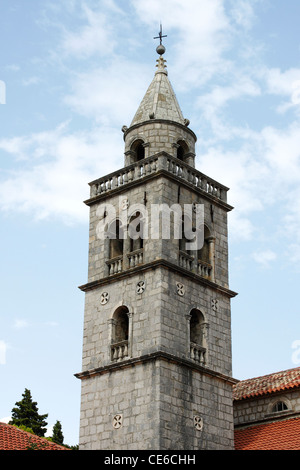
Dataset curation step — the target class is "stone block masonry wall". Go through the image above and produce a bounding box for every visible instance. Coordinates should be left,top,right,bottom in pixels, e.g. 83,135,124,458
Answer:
78,358,235,450
161,178,230,289
159,270,233,377
234,390,300,426
81,268,163,372
158,361,235,450
124,121,196,167
80,264,233,376
86,177,165,284
86,171,231,289
79,361,161,450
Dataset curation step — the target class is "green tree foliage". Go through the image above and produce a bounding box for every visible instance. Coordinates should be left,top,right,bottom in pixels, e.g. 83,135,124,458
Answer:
26,437,49,451
12,424,34,434
52,420,64,445
9,388,48,437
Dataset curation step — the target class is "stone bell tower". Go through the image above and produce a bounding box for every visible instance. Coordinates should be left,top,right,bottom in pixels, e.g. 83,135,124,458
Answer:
76,36,237,450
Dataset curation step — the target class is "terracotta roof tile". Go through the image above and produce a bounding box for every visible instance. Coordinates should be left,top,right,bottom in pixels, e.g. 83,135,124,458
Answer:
235,416,300,450
233,367,300,401
0,422,69,450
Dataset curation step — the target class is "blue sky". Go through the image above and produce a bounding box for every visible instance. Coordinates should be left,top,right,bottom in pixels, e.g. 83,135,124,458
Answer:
1,0,300,446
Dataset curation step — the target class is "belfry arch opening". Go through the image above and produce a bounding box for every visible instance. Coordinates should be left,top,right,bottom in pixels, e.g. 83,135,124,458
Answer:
131,139,145,162
110,306,130,362
179,214,194,255
176,140,189,161
190,309,205,345
107,219,124,259
197,225,213,264
112,306,129,343
128,211,144,252
189,308,208,365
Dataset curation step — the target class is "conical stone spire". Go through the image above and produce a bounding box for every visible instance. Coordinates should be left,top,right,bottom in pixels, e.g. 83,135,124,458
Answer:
123,38,196,168
130,50,186,127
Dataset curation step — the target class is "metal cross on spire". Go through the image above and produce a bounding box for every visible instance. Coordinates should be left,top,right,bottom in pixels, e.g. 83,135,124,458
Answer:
154,24,167,45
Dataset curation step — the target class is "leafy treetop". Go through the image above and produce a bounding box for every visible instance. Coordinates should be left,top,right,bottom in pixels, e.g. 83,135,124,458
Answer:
9,388,48,437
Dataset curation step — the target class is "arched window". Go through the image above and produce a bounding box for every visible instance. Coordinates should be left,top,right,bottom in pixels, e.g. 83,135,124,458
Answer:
197,226,210,263
179,215,194,255
177,145,184,161
190,309,205,345
131,139,145,162
128,212,144,252
111,306,130,361
113,306,129,343
189,309,208,365
136,143,145,161
197,225,214,280
272,401,288,413
176,140,189,161
108,219,124,259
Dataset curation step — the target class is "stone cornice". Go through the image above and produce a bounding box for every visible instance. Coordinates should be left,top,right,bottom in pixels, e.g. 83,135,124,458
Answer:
75,350,238,386
78,258,238,298
85,152,233,212
123,119,198,142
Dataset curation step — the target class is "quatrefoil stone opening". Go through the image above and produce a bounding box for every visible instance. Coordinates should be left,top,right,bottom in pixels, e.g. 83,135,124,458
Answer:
113,414,123,429
100,292,109,305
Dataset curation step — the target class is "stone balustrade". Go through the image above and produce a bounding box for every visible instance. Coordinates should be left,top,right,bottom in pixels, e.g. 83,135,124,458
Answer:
179,251,194,271
106,256,123,276
190,343,206,365
179,252,213,281
106,249,214,282
197,260,213,279
111,340,129,361
127,249,143,268
89,153,228,203
90,156,159,197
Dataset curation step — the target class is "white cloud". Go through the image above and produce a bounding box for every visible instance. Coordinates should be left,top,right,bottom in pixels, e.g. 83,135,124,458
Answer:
195,76,261,140
45,322,59,328
60,4,116,59
133,0,231,86
47,0,126,62
258,66,300,114
229,213,255,241
0,341,8,365
0,123,124,224
0,80,6,105
22,77,41,87
13,320,29,329
198,114,300,253
5,64,20,72
264,67,300,97
229,0,257,30
261,123,300,182
1,0,300,259
0,417,11,424
64,60,150,125
131,0,261,90
198,77,261,111
132,0,229,50
252,250,277,267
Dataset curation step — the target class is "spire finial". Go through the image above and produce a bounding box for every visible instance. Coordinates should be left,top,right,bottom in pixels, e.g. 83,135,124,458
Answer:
154,23,167,55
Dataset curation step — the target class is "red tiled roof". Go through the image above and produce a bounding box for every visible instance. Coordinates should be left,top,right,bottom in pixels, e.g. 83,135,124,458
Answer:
0,422,69,450
235,416,300,450
233,367,300,401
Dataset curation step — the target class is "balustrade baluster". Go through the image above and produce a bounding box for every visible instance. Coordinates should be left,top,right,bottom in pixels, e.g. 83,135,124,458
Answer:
128,169,133,182
89,155,227,204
